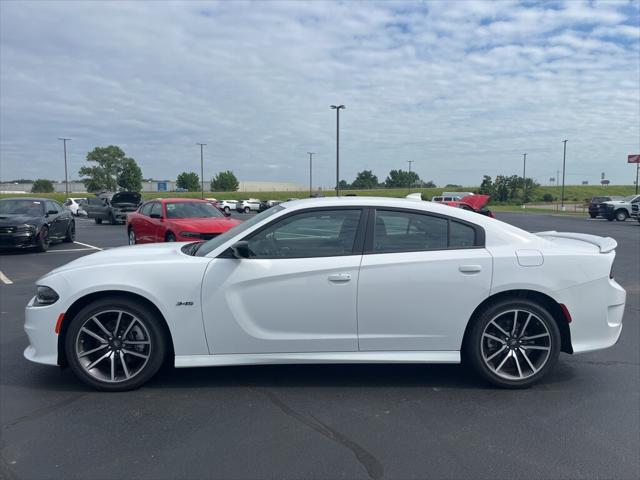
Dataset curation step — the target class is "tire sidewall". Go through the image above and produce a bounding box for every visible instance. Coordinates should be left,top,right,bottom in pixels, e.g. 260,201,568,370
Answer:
36,227,50,252
465,299,561,388
615,210,627,221
64,297,167,391
128,228,136,245
64,221,75,243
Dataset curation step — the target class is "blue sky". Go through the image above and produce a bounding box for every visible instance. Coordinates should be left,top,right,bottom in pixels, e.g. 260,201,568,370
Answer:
1,0,638,187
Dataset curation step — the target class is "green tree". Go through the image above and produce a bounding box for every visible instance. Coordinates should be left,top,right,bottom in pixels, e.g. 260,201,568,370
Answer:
31,179,54,193
338,179,350,190
211,171,239,192
79,146,143,192
384,169,420,188
478,175,494,195
118,157,143,191
420,180,436,188
351,170,378,189
176,171,200,191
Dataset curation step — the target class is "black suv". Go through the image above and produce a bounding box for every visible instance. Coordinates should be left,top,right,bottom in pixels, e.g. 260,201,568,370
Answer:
588,196,622,218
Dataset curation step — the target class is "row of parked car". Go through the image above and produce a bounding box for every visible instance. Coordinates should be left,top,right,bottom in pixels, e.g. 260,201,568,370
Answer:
587,195,640,222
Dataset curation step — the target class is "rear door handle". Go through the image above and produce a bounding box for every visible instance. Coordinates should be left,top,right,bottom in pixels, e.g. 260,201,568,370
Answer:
328,273,351,283
459,265,482,273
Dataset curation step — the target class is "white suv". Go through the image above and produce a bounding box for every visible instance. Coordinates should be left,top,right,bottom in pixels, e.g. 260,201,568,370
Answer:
236,199,260,213
217,200,238,214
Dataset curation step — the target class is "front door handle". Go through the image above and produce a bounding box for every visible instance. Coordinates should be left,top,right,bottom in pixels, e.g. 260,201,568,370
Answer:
328,273,351,283
459,265,482,273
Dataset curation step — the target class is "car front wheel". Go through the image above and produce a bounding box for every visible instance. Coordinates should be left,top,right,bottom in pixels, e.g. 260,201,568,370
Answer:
224,206,230,213
63,221,75,243
35,226,50,252
64,297,167,391
128,228,137,245
244,207,250,213
465,299,561,388
614,210,628,221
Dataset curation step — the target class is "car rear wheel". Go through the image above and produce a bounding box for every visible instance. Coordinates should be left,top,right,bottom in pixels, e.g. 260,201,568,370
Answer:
63,221,75,243
64,297,167,391
614,210,628,221
128,228,137,245
95,218,102,224
589,213,597,219
465,299,561,388
244,206,250,213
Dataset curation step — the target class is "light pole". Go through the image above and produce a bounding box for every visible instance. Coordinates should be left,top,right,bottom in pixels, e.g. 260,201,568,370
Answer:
561,140,568,210
58,138,71,197
522,153,527,206
196,143,206,198
407,160,414,193
330,105,345,196
307,152,315,197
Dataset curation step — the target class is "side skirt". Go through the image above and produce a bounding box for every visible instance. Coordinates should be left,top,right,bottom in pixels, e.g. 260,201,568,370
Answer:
175,351,460,368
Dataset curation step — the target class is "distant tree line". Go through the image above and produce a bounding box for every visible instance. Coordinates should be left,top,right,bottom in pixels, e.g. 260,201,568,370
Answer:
478,174,539,203
340,169,436,189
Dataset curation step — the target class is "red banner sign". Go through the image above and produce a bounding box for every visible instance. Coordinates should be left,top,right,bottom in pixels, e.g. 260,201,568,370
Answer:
629,154,640,163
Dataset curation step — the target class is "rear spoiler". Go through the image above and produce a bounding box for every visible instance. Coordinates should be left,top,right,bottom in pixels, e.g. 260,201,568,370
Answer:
535,231,617,253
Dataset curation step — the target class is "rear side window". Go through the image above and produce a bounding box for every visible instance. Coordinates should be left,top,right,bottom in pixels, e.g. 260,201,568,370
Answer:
372,209,482,253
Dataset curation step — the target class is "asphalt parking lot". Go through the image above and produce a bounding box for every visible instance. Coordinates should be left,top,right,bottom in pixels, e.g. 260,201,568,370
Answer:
1,212,638,480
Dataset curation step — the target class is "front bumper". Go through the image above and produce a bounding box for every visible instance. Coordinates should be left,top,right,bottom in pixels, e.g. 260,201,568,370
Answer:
0,232,38,249
556,276,626,354
24,296,62,366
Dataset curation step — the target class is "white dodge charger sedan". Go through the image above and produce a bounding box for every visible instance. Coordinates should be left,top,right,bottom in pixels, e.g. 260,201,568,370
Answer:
24,197,626,391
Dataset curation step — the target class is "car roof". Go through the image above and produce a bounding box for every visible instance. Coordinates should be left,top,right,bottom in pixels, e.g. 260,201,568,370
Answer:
150,198,209,203
0,197,52,202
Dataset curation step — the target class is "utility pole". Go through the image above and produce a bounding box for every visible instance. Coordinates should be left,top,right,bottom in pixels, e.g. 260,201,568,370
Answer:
407,160,414,193
307,152,315,197
196,143,206,198
330,105,345,196
522,153,527,207
557,170,560,187
636,162,639,195
58,138,71,197
561,140,568,210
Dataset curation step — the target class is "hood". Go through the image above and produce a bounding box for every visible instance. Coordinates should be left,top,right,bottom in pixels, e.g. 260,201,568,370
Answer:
459,194,490,211
167,217,241,232
0,214,42,225
41,242,189,278
111,191,141,206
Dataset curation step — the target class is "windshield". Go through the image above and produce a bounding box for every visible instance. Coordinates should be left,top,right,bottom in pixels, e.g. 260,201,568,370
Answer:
196,205,284,256
166,202,223,219
0,199,44,216
622,195,637,202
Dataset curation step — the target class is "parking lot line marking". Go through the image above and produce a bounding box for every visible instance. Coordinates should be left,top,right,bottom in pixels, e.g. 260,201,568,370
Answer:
73,241,103,251
0,271,13,285
49,248,96,253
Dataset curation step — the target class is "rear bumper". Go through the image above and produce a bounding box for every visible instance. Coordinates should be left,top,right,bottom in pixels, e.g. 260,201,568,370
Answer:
555,277,626,354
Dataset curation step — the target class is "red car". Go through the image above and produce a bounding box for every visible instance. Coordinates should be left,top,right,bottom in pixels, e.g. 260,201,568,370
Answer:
126,198,242,244
443,194,495,218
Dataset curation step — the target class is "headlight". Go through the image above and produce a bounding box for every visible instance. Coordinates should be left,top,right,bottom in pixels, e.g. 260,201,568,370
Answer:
34,286,59,306
16,224,36,235
179,232,201,238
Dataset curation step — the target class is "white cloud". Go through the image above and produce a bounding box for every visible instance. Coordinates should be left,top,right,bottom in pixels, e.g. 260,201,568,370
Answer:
0,0,638,187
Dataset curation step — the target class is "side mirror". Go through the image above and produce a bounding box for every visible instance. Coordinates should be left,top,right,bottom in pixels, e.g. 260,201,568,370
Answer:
150,213,162,219
47,209,57,215
230,240,251,259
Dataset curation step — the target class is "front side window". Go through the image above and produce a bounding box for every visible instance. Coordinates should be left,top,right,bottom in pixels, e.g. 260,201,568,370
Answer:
246,209,362,258
139,202,153,216
165,202,223,219
149,203,162,218
372,209,480,253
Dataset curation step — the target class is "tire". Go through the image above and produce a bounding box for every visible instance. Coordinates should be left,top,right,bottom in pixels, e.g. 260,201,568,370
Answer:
244,207,250,214
614,210,628,222
465,299,561,389
35,226,50,252
589,213,597,219
128,228,137,245
63,221,75,243
64,296,167,391
95,218,102,224
166,232,176,242
224,206,230,214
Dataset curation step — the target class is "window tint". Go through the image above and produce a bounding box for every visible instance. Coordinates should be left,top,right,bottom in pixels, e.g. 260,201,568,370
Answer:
374,210,447,252
140,202,153,216
373,209,480,253
246,209,362,258
149,203,162,217
45,201,59,213
166,202,222,219
450,221,476,247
